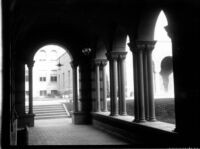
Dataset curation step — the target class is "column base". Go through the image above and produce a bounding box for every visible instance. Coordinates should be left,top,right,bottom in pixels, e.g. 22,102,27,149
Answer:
72,112,92,124
148,117,157,122
110,113,119,116
102,110,108,112
17,114,28,128
17,126,28,146
119,112,127,116
133,119,146,123
24,113,35,127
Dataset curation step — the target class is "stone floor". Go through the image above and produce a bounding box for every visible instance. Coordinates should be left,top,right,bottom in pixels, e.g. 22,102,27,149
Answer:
28,118,130,146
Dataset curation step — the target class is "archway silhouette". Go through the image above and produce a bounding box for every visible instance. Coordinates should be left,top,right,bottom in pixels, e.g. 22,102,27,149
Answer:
25,44,73,120
153,10,175,124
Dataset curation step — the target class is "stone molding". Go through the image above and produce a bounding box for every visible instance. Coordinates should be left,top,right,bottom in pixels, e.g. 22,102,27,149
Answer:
106,51,127,60
128,41,157,53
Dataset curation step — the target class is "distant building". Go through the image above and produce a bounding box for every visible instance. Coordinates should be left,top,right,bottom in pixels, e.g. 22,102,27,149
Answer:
56,52,73,99
25,47,72,99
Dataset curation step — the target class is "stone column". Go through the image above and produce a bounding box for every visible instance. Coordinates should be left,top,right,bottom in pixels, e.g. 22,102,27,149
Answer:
94,60,101,112
15,61,27,127
137,43,146,122
117,57,122,115
70,61,79,113
129,43,140,122
72,57,92,124
27,61,34,115
101,60,108,112
118,52,127,115
146,41,157,121
129,42,146,122
106,52,118,116
26,61,35,127
143,45,150,120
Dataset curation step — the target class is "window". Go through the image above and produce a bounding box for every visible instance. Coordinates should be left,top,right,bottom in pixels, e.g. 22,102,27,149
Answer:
40,90,47,96
50,76,57,82
40,77,46,82
39,50,46,61
51,90,57,95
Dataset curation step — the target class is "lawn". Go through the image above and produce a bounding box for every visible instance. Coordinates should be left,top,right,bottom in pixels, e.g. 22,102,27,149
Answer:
65,98,175,124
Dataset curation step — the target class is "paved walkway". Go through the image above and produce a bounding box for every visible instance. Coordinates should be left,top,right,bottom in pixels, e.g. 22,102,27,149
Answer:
28,118,130,146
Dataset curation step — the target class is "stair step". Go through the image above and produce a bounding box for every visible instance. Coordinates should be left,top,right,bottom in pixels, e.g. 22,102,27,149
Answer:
26,106,63,109
35,112,67,116
33,110,65,113
26,104,69,120
33,108,64,111
35,115,68,119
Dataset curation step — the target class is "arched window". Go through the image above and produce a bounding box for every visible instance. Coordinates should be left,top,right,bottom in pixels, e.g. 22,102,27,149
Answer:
153,10,175,124
125,36,134,116
125,36,134,99
105,61,110,111
39,50,47,61
49,50,57,60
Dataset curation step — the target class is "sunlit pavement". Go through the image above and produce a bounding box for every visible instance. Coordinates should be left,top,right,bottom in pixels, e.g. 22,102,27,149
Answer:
27,98,129,145
28,118,129,145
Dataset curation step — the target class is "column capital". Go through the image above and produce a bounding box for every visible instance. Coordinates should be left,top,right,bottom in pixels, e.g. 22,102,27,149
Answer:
106,51,127,61
27,61,35,68
118,52,127,60
128,41,145,54
145,41,157,51
101,59,107,67
94,59,102,66
106,52,119,61
70,60,79,69
128,41,157,53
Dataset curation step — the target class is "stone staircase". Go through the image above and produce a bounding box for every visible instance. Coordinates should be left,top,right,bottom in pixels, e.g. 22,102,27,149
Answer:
26,104,70,120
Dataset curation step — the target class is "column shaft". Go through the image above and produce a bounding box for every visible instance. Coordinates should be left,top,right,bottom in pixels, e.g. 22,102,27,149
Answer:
137,48,146,122
143,49,149,120
15,62,26,116
118,54,127,115
102,61,108,112
112,59,118,115
147,42,156,121
71,61,79,112
109,59,114,114
28,65,33,114
95,63,101,112
118,60,122,114
133,52,140,122
107,52,118,116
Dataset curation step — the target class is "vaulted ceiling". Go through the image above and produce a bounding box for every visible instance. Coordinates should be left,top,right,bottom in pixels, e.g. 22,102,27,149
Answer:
10,0,195,61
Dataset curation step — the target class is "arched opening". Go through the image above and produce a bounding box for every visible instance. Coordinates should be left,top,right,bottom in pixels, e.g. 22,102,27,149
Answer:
125,35,134,116
25,44,73,121
153,10,175,124
105,61,110,111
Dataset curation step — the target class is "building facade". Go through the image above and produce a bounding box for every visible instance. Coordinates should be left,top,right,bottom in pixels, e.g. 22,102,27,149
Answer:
25,48,72,99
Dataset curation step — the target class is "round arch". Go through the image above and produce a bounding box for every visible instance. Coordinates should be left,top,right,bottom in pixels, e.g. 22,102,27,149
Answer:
112,25,127,52
136,8,162,41
31,41,74,62
95,39,107,59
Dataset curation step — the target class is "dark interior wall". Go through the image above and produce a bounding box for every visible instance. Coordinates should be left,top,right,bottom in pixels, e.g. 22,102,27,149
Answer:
164,5,200,145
